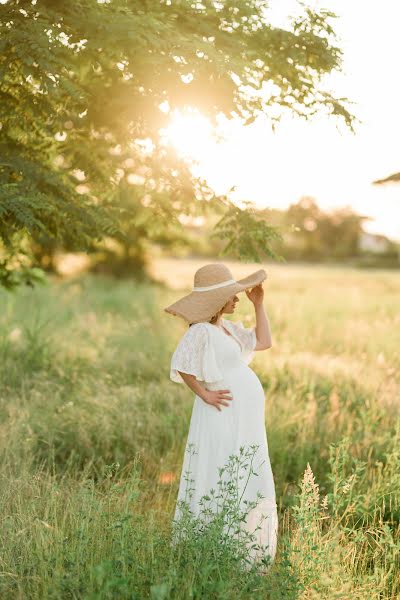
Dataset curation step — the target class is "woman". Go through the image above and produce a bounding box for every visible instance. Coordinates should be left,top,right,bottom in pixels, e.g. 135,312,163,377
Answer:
164,263,278,567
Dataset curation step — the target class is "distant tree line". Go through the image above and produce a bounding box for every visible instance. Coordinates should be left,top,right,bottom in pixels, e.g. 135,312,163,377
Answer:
172,196,399,267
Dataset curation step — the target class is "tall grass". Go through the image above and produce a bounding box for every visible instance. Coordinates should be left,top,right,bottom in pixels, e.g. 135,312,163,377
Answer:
0,262,399,598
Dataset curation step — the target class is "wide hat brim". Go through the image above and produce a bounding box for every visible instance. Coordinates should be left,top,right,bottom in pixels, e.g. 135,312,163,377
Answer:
163,268,267,325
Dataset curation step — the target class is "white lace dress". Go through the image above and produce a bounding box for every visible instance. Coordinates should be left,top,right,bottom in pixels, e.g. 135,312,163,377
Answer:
169,318,278,565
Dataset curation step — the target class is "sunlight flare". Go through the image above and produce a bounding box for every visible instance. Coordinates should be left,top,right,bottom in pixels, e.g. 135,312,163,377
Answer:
161,109,214,160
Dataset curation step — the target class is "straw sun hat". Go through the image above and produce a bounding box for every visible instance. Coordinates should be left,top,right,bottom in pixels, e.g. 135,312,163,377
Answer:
163,263,267,325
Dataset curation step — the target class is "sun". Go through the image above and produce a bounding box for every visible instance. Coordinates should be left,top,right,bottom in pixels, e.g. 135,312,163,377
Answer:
161,108,214,160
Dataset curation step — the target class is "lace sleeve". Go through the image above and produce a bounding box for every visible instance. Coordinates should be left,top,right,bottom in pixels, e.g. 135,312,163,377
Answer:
226,320,257,365
170,323,224,384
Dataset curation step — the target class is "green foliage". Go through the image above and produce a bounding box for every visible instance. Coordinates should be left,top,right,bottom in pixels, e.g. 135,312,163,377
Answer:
211,200,286,263
170,445,280,587
0,0,356,287
0,260,46,289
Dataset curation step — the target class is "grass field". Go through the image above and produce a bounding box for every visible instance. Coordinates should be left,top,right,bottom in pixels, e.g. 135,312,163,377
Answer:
0,258,399,599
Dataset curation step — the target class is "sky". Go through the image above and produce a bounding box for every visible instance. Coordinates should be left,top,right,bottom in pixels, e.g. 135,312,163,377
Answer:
165,0,400,242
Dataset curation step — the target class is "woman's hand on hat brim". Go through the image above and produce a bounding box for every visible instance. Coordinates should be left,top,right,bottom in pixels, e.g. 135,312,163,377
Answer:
245,283,264,306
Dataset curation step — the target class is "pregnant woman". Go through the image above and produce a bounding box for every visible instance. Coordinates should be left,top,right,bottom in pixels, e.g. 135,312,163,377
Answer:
164,263,278,568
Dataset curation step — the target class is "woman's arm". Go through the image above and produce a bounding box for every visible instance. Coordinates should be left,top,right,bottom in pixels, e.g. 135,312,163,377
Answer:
245,283,272,350
177,371,208,400
177,371,233,412
254,303,272,350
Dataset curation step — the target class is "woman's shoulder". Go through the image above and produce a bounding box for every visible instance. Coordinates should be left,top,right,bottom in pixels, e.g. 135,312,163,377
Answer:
180,321,211,340
173,322,212,356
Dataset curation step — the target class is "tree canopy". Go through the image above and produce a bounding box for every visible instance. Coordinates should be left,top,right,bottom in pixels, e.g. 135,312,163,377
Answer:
0,0,355,287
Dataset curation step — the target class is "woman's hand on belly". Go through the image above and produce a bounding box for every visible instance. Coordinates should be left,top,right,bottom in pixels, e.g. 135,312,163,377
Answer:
201,389,233,412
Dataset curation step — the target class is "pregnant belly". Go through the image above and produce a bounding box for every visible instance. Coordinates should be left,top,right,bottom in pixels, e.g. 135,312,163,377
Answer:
191,364,266,468
199,364,265,417
226,364,265,406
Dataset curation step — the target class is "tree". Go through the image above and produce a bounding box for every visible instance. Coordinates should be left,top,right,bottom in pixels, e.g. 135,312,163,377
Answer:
0,0,356,287
270,196,368,261
373,172,400,185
